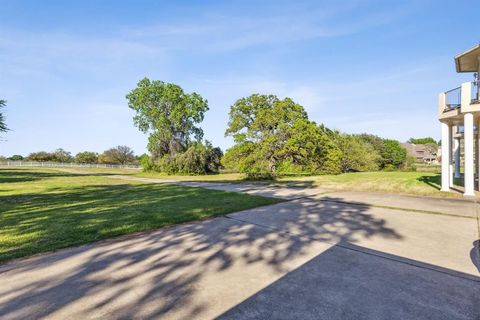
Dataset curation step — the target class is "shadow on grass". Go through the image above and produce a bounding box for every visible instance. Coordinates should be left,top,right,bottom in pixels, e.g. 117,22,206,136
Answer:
0,169,76,183
0,196,409,319
0,183,279,263
417,174,464,193
0,168,131,184
417,175,442,190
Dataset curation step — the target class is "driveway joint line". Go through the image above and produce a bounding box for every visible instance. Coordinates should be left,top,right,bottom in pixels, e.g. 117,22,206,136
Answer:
224,215,480,283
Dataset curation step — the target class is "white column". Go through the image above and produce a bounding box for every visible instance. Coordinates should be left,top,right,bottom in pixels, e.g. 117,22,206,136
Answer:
450,130,455,187
476,134,479,179
478,123,480,191
464,113,475,196
441,122,451,192
454,138,461,178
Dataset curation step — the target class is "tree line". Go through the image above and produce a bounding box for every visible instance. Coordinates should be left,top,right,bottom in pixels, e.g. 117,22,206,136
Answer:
2,79,437,177
126,78,414,178
1,146,140,165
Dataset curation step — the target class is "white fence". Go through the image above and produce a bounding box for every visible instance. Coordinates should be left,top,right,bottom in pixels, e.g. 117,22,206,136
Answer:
0,161,141,170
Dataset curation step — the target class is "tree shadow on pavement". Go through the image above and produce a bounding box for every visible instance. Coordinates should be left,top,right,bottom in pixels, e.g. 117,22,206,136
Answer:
0,195,411,319
471,240,480,273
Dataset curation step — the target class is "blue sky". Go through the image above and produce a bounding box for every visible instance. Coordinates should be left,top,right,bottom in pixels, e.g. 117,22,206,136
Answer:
0,0,478,156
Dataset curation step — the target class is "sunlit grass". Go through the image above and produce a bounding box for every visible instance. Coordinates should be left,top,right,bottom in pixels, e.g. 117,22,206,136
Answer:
133,170,460,198
2,166,462,199
0,167,280,263
276,171,462,198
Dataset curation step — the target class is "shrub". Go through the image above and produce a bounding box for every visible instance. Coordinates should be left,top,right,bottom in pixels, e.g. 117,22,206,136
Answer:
8,155,24,161
144,141,222,175
74,151,98,164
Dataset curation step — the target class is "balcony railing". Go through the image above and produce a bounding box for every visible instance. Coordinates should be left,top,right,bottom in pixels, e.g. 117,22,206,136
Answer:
472,80,479,103
445,86,461,110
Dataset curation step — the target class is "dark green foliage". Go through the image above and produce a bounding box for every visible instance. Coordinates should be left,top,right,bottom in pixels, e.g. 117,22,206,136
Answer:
74,151,98,164
27,151,56,162
126,78,209,159
99,146,136,165
51,148,73,163
145,141,223,174
358,134,407,170
381,140,407,168
336,134,379,172
127,78,223,174
138,153,150,168
8,155,24,161
224,94,341,178
408,137,438,145
27,149,74,162
0,100,8,134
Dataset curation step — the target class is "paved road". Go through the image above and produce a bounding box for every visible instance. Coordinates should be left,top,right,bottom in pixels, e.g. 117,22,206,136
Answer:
0,178,479,319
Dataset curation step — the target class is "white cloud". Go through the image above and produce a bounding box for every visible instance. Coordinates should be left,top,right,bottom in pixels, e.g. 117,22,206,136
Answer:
116,1,422,53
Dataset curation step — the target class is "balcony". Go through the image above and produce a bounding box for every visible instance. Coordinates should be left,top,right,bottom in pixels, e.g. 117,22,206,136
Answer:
444,86,461,111
439,81,480,117
472,80,479,104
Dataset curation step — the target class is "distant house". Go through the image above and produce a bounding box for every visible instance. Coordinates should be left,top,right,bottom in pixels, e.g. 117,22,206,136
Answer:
401,143,439,164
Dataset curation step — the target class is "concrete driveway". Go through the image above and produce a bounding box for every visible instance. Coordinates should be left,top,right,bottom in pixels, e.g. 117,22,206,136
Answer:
0,181,479,319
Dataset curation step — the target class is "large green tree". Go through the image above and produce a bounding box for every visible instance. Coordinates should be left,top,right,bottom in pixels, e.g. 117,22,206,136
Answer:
28,151,55,162
0,100,8,134
126,78,209,159
75,151,98,164
52,148,73,163
336,134,380,172
224,94,338,177
381,139,407,169
8,155,24,161
358,134,407,169
99,146,136,165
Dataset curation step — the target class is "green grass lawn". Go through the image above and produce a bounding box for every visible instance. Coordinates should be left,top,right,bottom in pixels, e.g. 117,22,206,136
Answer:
133,170,459,198
38,166,462,198
0,167,280,263
276,171,462,198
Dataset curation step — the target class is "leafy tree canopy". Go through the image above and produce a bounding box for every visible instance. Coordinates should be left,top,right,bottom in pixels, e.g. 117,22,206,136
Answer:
225,94,307,143
27,151,55,162
224,94,338,177
336,134,380,172
144,140,223,174
52,148,73,163
357,134,407,169
99,146,136,165
382,139,407,168
8,155,23,161
408,137,438,145
27,149,73,162
126,78,209,159
0,100,8,134
75,151,98,164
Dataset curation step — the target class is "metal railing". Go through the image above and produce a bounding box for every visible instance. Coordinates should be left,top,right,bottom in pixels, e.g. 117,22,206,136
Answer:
0,161,142,169
445,86,461,110
472,80,479,103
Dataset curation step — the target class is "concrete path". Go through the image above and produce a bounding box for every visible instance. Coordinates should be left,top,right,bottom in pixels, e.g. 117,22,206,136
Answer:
1,184,479,319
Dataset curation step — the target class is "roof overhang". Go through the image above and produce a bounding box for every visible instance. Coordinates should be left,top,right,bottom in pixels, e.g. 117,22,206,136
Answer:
455,44,480,73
